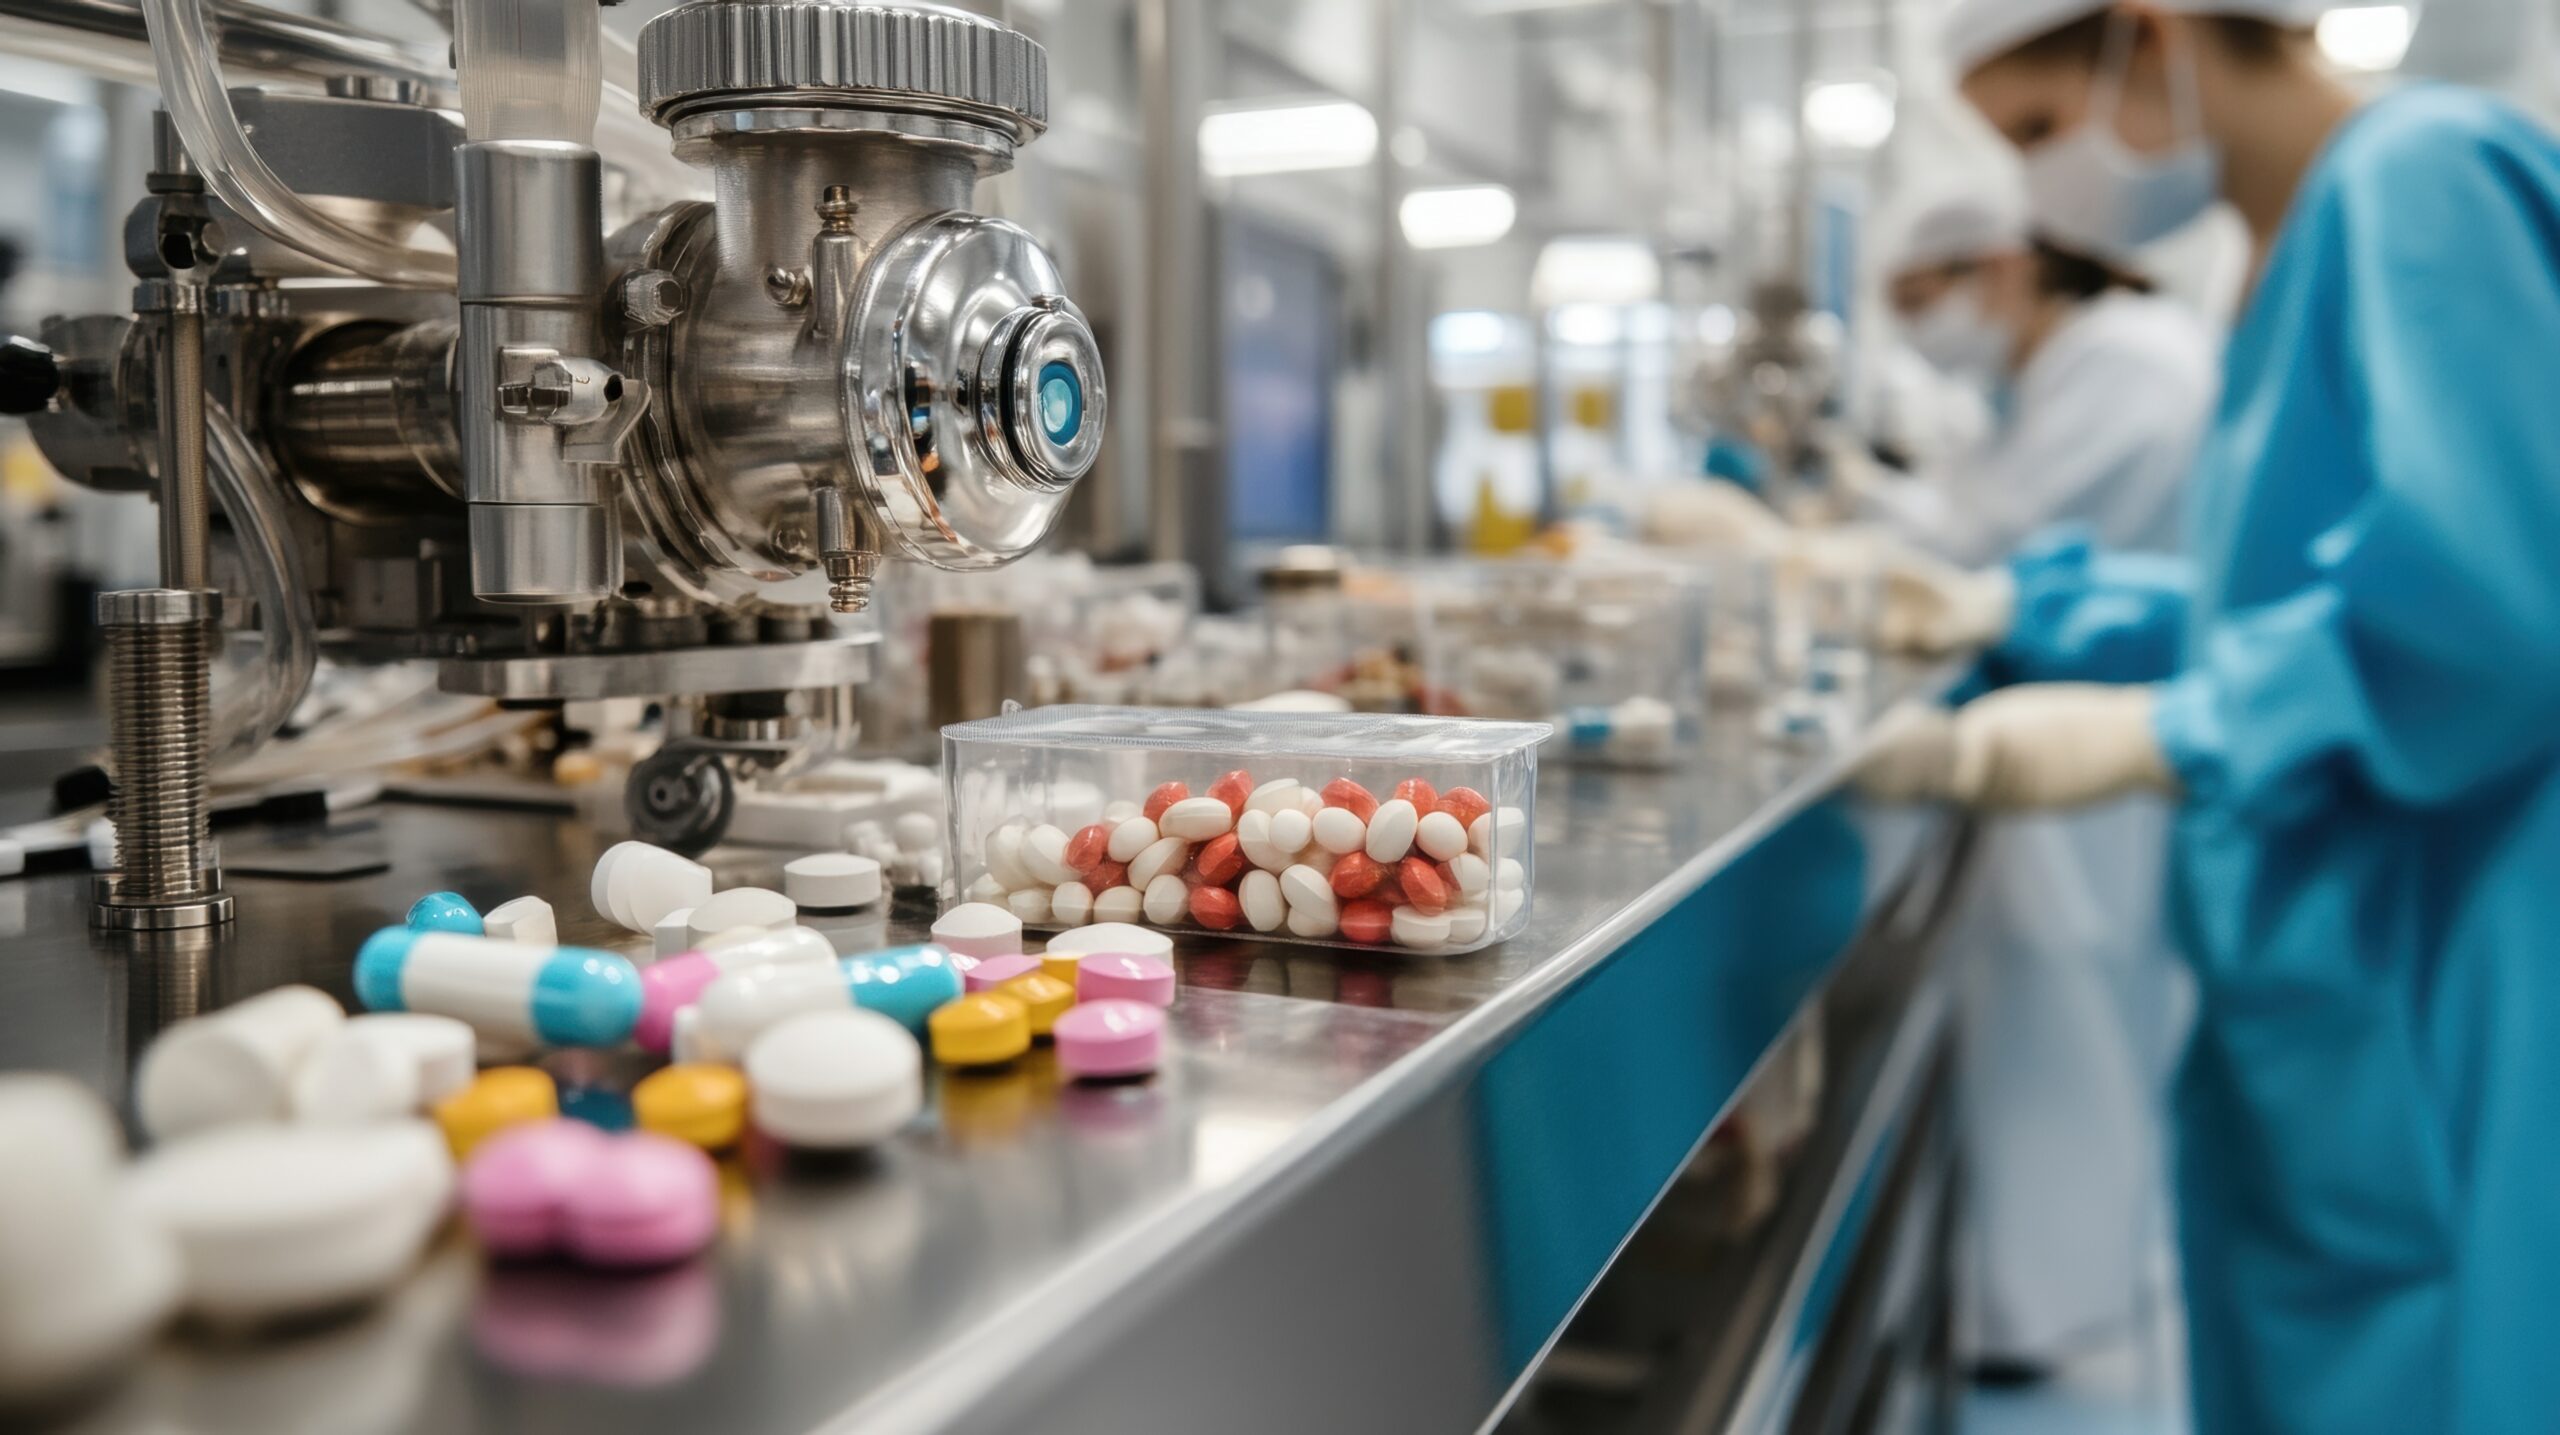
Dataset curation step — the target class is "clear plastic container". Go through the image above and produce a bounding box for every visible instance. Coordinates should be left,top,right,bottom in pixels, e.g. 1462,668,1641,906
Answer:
943,706,1547,954
1416,561,1710,769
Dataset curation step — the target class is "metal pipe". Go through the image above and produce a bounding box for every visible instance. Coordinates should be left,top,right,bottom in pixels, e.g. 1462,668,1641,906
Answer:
0,0,446,96
150,292,210,591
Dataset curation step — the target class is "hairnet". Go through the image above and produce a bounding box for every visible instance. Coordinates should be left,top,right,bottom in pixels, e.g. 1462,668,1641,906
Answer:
1884,177,2032,273
1942,0,2336,74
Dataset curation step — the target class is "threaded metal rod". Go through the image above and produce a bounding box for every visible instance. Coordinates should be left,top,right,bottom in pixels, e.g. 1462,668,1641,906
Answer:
92,588,231,929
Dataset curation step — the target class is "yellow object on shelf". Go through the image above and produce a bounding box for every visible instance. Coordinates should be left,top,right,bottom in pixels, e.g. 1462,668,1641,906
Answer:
997,973,1076,1038
928,993,1031,1068
432,1066,557,1160
633,1063,749,1150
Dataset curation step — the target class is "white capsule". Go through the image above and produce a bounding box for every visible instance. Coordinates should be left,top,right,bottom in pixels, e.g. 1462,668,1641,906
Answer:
1443,904,1490,947
1006,887,1053,925
1451,852,1491,900
984,824,1034,890
1244,779,1303,815
1469,806,1528,859
1285,905,1339,939
1093,885,1146,924
1265,807,1313,856
1022,824,1079,887
1236,809,1288,872
1239,870,1286,932
1364,799,1419,863
480,895,557,946
1102,800,1141,824
892,811,943,854
1051,881,1096,928
1312,806,1367,855
136,986,346,1142
1415,811,1468,862
688,887,797,946
1159,797,1235,841
1278,864,1338,921
1391,906,1452,949
1106,816,1160,864
1127,835,1192,890
1141,874,1189,926
592,841,713,933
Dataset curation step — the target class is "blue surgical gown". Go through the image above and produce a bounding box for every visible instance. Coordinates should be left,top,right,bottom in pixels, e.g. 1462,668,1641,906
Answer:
1993,87,2560,1435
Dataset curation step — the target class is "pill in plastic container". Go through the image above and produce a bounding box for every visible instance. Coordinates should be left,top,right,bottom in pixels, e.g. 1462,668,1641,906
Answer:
435,1066,559,1160
357,928,643,1049
481,895,557,945
125,1120,453,1325
1054,1000,1166,1081
927,993,1030,1068
1075,952,1176,1007
136,984,346,1141
634,925,836,1054
1093,885,1146,924
930,902,1024,962
687,887,797,945
964,952,1042,992
745,1009,922,1147
1046,922,1177,964
633,1064,749,1150
785,852,883,911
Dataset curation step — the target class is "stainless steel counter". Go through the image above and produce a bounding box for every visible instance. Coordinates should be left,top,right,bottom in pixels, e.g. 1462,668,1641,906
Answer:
1,666,1961,1435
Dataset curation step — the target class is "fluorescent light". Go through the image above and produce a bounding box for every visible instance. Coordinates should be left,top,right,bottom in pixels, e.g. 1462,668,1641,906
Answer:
2317,5,2413,72
1401,185,1517,250
1199,99,1378,177
1803,77,1896,151
1531,236,1660,307
1430,310,1514,357
1550,304,1623,347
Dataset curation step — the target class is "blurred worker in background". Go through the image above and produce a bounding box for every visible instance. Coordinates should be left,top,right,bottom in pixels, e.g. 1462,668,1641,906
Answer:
1863,1,2560,1431
1873,184,2214,564
1876,180,2215,1387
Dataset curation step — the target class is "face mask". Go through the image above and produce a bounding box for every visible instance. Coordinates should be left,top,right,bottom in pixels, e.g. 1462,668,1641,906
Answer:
1905,283,2013,378
2021,13,2219,254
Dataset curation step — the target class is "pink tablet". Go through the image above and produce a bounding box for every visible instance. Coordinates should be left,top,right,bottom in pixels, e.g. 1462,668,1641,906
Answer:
1053,1000,1166,1081
1074,952,1176,1008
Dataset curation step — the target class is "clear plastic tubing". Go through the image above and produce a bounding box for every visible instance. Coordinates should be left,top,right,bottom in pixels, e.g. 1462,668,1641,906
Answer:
455,0,599,144
203,400,317,766
138,0,455,287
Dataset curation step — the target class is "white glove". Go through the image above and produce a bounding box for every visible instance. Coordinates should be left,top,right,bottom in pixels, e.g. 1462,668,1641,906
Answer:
1640,480,1794,557
1857,683,2176,810
1872,545,2015,656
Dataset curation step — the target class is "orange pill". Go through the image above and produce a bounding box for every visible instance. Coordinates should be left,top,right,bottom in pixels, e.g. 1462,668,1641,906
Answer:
1393,778,1439,812
1319,779,1378,821
1438,786,1492,829
1398,857,1450,915
1193,833,1246,885
1206,769,1255,818
1340,899,1393,944
1329,851,1386,900
1190,886,1243,931
1065,823,1114,874
1142,782,1190,822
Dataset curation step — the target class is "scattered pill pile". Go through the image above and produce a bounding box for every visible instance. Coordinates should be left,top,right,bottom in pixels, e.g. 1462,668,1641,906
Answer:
964,773,1527,949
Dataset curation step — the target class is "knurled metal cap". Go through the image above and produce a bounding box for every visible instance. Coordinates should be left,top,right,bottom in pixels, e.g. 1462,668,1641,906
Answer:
637,0,1047,137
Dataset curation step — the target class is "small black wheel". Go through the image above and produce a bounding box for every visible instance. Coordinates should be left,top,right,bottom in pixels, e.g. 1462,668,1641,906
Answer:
626,744,735,856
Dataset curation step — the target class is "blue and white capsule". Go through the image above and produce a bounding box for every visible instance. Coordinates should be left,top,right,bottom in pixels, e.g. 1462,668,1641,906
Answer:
688,943,961,1061
355,928,643,1048
406,891,483,934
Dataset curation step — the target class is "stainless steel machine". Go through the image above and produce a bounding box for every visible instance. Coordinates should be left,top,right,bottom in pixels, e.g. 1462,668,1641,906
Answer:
6,0,1106,916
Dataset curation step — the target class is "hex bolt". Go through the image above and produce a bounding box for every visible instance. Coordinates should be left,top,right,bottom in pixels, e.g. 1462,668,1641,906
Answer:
764,265,812,310
620,269,687,328
93,588,232,930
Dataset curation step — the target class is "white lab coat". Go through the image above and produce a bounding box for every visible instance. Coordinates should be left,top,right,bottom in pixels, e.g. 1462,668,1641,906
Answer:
1898,292,2215,1364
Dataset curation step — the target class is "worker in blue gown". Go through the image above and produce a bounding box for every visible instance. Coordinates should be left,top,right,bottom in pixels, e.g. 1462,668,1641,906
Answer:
1855,1,2560,1431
